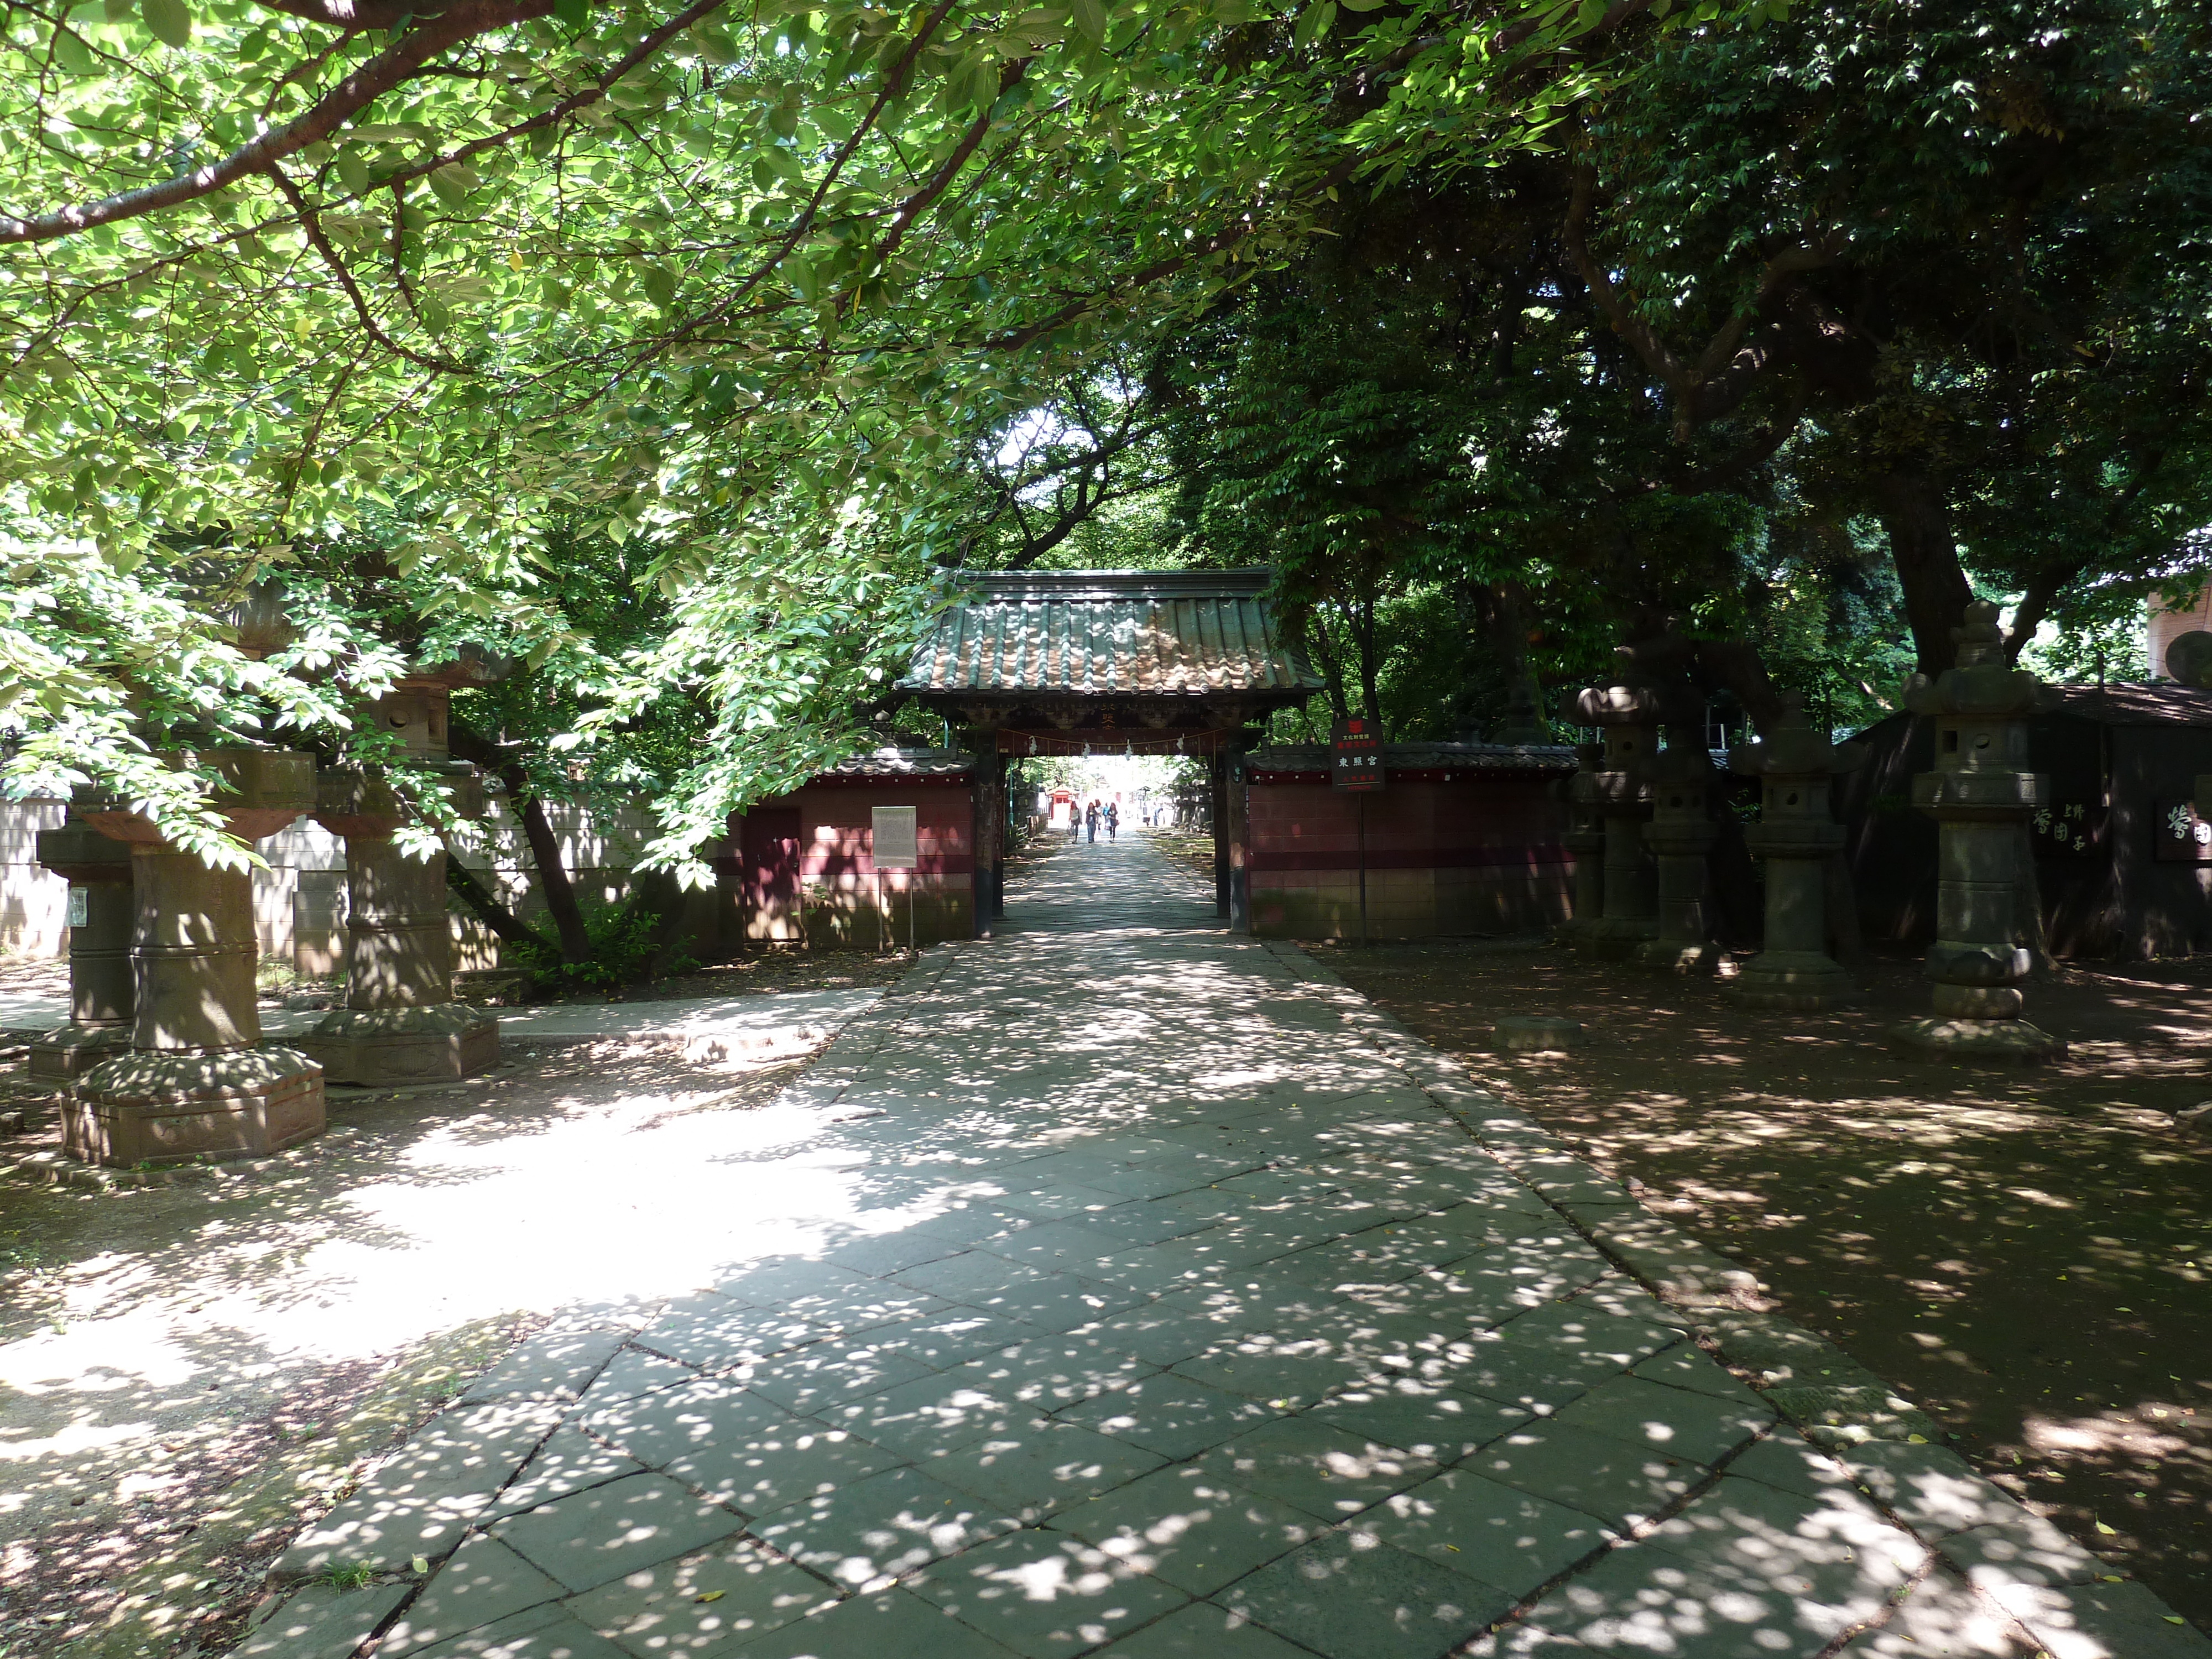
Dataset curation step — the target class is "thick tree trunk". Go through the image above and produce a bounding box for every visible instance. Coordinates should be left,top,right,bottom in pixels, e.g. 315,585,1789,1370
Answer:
513,790,593,965
450,722,593,966
444,852,541,951
1307,614,1353,723
1869,470,1974,677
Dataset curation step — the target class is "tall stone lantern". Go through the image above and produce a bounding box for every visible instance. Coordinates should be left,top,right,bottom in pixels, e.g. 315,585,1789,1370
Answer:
1636,745,1721,973
1558,744,1606,946
29,823,135,1082
1888,602,2060,1060
1727,700,1865,1009
1570,665,1665,959
300,656,502,1085
70,750,326,1166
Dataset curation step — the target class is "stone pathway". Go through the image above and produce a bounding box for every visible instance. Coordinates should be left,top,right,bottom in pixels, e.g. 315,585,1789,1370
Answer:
239,834,2209,1659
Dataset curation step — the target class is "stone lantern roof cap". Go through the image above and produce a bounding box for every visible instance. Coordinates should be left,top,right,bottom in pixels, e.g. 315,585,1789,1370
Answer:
1901,602,2060,719
1730,700,1867,780
403,641,509,690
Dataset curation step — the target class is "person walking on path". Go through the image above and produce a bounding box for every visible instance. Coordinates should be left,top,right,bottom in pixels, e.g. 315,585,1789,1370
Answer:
1105,801,1119,842
1066,802,1081,842
1085,800,1100,843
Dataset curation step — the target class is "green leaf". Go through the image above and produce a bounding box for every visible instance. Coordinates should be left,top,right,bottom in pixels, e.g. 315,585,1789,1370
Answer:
641,265,677,309
552,0,588,28
54,29,98,73
140,0,191,48
1070,0,1106,46
336,149,372,195
1292,1,1334,47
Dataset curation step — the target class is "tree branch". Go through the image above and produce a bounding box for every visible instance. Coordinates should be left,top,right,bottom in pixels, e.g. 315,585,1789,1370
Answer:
269,166,475,373
1,0,559,244
1563,163,1689,404
866,58,1030,273
254,0,421,30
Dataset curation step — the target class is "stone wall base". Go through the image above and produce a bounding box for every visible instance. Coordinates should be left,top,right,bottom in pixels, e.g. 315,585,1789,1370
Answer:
28,1024,132,1083
66,1047,326,1166
298,1004,499,1086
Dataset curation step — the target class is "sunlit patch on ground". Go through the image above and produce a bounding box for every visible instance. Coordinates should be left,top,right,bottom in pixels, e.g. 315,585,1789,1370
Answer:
0,1040,813,1653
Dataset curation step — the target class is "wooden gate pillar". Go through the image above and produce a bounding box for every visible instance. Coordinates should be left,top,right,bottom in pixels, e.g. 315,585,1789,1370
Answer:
1211,750,1230,916
1225,739,1253,933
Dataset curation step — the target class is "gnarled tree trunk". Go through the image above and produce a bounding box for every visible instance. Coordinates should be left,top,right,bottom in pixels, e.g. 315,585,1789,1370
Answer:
1869,470,1974,678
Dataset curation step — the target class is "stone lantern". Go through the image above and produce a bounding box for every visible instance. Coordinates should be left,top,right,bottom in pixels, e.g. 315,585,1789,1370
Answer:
1727,700,1865,1008
1637,745,1721,973
1558,744,1606,945
1569,663,1667,959
70,749,326,1166
299,656,501,1085
1888,602,2060,1060
28,823,135,1082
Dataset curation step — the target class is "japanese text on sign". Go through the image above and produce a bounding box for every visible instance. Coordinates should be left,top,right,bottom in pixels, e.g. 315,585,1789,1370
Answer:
1331,718,1386,794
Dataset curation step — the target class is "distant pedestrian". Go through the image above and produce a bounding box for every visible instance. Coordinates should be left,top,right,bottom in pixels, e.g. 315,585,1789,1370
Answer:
1105,801,1119,842
1085,801,1100,843
1067,804,1081,841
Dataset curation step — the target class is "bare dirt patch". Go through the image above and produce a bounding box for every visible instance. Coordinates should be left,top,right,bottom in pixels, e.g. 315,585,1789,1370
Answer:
1311,935,2212,1630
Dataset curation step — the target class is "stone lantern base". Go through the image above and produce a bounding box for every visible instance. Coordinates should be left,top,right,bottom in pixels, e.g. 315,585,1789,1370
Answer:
29,1025,134,1084
1577,915,1658,961
1635,936,1722,974
1724,950,1853,1011
298,1004,499,1086
66,1046,326,1167
1887,1015,2062,1063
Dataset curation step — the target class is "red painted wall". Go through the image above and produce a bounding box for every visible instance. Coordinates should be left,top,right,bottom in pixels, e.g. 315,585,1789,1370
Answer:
793,781,975,878
1245,769,1571,937
1246,771,1566,873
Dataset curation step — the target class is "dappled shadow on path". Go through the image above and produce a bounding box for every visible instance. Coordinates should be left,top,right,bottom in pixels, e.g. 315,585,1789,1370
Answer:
1322,936,2212,1626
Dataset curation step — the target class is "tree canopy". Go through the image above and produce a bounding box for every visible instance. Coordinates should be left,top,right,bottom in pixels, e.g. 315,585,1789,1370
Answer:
3,0,2206,872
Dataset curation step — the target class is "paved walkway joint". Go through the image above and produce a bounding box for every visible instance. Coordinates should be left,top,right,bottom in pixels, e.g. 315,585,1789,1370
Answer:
238,837,2209,1659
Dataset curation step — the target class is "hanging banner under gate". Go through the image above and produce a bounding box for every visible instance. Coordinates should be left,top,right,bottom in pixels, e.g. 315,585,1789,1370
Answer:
996,728,1240,757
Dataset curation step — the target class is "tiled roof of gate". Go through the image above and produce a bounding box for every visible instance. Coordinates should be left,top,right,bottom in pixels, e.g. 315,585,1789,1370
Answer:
899,568,1324,700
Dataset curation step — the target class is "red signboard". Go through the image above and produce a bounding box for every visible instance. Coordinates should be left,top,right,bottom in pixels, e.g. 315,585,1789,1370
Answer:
1331,718,1386,793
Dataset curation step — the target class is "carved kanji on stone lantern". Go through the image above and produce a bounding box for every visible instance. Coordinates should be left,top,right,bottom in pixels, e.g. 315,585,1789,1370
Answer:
70,750,326,1165
300,652,503,1085
1889,602,2061,1060
1728,699,1865,1009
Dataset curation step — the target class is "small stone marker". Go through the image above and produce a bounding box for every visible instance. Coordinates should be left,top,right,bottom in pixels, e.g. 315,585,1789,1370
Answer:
1495,1015,1583,1054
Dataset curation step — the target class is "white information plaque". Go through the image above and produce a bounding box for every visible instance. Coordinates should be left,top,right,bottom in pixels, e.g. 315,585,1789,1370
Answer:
871,805,919,872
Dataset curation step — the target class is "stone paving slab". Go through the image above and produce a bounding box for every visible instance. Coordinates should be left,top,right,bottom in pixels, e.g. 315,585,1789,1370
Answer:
236,836,2205,1659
